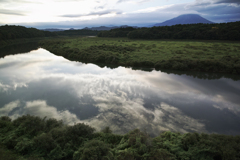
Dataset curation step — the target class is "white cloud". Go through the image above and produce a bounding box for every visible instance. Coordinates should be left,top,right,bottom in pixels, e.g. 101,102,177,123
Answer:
2,100,81,125
0,82,11,92
83,100,207,136
23,100,81,124
0,100,20,116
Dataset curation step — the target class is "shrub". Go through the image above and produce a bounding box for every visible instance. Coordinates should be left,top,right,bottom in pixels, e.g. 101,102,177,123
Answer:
73,140,111,160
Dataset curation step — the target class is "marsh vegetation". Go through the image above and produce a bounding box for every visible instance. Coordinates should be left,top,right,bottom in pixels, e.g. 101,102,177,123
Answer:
40,37,240,74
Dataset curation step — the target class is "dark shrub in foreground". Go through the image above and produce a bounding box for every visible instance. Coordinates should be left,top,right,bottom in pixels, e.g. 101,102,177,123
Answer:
0,115,240,160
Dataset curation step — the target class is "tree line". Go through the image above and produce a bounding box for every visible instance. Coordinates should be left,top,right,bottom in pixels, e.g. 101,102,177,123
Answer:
0,115,240,160
0,25,57,41
56,29,99,36
0,25,101,41
98,21,240,40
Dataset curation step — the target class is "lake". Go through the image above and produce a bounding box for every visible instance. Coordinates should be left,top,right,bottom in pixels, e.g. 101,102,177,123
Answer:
0,43,240,137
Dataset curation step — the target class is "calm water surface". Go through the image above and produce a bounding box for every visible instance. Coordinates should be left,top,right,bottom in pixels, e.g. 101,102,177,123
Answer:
0,46,240,136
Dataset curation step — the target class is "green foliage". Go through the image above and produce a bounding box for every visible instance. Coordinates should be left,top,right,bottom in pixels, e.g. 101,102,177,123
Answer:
148,149,176,160
73,140,111,160
0,145,19,160
98,27,136,38
40,37,240,74
33,133,57,157
98,21,240,41
101,126,112,134
0,42,39,57
0,25,56,41
0,115,240,160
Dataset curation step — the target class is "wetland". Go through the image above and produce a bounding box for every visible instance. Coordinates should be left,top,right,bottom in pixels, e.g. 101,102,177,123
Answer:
0,40,240,160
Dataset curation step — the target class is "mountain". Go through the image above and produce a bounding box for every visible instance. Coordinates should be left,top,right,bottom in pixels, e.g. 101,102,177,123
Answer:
153,14,214,27
83,25,138,31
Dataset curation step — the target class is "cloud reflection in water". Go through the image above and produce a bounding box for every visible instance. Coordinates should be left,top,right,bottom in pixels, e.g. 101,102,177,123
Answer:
0,48,240,136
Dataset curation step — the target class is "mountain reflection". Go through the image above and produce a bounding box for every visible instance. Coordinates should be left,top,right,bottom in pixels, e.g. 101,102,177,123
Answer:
0,48,240,136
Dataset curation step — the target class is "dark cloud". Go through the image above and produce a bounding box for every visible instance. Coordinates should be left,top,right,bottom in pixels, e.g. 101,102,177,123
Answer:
60,10,122,18
188,1,240,22
0,9,25,16
214,0,240,4
197,4,240,15
204,13,240,22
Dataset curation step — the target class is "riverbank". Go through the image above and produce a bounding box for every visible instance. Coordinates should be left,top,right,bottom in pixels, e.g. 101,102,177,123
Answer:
0,37,57,48
39,37,240,74
0,115,240,160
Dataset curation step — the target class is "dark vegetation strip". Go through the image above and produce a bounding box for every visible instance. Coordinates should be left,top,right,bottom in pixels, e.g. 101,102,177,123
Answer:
0,42,40,58
0,25,98,47
98,21,240,41
39,37,240,74
56,29,99,36
0,25,57,48
0,115,240,160
0,25,57,41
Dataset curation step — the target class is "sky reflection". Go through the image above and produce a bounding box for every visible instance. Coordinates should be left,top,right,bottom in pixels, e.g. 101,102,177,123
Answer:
0,48,240,136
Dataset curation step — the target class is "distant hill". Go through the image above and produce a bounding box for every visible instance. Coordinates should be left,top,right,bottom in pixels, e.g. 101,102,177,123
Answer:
83,25,138,31
99,21,240,41
153,14,214,26
42,28,64,32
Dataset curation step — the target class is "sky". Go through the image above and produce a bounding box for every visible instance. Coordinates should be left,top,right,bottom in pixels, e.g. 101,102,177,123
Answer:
0,0,240,29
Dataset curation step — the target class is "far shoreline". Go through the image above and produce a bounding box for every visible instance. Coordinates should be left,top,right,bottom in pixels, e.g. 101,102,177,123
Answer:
39,37,240,75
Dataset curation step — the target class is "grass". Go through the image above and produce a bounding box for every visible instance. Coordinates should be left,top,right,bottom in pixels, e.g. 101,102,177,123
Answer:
39,37,240,74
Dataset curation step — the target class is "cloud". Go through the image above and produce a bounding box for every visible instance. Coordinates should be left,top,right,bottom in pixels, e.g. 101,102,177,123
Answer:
54,0,84,1
1,100,81,125
0,83,11,92
137,0,152,4
23,100,81,124
83,99,206,136
117,0,152,4
0,0,40,4
5,0,240,28
60,10,122,18
186,1,240,22
0,9,25,16
214,0,240,4
0,100,20,116
117,0,129,3
95,5,105,9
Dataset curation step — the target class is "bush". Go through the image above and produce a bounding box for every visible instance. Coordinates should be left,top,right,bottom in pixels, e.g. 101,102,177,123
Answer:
1,115,240,160
73,140,111,160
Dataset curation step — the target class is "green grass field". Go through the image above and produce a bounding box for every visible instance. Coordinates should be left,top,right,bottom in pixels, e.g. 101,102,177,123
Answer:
40,37,240,74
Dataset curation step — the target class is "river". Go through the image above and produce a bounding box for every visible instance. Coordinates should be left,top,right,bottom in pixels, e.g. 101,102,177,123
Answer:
0,43,240,136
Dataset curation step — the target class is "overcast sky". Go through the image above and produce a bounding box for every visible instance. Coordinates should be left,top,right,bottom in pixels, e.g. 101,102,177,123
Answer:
0,0,239,29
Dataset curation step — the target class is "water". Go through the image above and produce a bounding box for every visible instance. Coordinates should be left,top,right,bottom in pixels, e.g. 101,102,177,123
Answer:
0,44,240,136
